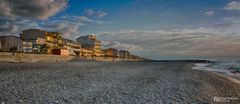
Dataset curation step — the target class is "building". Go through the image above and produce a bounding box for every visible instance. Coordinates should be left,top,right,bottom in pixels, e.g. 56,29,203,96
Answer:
0,38,2,50
22,41,33,53
51,48,69,56
0,36,23,52
76,35,103,57
80,48,93,57
119,50,130,59
20,29,63,54
103,48,118,57
62,38,81,56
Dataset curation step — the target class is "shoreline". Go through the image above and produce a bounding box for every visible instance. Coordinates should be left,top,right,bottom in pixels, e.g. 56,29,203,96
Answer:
210,71,240,85
191,63,240,86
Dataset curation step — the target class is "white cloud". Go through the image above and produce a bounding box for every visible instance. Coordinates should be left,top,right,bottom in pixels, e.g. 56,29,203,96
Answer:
77,16,94,22
95,21,112,25
225,1,240,10
204,11,215,16
96,11,108,18
84,9,94,16
97,27,240,59
102,41,144,53
83,9,108,18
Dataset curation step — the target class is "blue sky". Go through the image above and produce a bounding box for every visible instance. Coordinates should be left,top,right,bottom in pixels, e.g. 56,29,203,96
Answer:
1,0,240,59
61,0,229,33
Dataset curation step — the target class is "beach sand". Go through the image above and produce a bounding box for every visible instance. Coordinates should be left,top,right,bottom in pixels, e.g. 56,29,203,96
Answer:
0,62,239,103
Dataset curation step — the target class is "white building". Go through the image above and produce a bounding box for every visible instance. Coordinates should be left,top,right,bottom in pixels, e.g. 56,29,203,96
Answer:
0,36,23,52
76,35,103,57
62,38,81,56
23,41,33,53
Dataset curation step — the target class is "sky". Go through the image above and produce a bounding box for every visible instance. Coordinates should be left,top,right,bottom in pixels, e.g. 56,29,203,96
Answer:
1,0,240,59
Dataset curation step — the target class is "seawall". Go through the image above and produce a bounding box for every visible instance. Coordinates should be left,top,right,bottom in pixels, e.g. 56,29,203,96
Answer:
0,52,144,63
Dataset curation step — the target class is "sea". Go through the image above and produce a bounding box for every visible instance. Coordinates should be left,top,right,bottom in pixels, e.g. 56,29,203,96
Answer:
192,57,240,80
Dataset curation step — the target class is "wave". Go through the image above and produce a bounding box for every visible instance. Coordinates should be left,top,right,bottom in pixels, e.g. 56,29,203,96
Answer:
192,62,240,80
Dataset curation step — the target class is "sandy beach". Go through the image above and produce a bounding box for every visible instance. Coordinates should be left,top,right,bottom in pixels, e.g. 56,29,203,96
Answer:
0,62,239,103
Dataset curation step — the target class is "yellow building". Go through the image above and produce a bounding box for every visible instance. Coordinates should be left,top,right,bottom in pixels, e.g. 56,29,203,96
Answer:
80,48,93,57
103,48,118,57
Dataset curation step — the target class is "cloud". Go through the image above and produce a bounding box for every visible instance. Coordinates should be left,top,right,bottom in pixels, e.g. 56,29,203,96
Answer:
95,21,112,25
204,11,215,16
0,0,68,20
225,1,240,10
97,28,240,59
102,41,144,53
96,11,108,18
59,15,111,25
84,9,108,18
77,16,94,22
84,9,94,16
0,17,41,36
43,20,82,38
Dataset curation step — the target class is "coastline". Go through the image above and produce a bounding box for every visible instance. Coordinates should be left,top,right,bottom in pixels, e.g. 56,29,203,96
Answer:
210,71,240,85
192,63,240,86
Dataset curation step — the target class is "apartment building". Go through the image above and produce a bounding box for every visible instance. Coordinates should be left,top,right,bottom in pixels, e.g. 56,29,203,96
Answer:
20,29,63,54
76,35,103,57
62,38,81,56
22,41,33,53
119,50,130,59
103,48,118,57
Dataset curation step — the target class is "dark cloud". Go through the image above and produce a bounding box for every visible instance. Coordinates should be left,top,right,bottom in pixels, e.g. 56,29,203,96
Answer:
0,0,68,20
0,17,39,35
42,20,83,39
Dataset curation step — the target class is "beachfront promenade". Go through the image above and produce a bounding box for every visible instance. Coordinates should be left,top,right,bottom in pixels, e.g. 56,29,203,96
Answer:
0,52,146,63
0,62,239,103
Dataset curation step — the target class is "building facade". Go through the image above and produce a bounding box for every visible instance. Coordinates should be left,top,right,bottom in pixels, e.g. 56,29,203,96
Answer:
103,48,118,57
119,50,130,59
76,35,103,57
80,48,93,57
0,36,23,52
63,38,81,56
0,38,2,50
20,29,63,54
22,41,33,53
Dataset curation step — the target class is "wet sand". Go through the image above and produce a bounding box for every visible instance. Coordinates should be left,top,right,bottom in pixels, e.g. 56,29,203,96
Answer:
0,62,239,103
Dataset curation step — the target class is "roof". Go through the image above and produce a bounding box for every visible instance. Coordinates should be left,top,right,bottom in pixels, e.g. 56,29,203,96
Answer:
0,35,21,39
63,38,80,44
22,29,46,32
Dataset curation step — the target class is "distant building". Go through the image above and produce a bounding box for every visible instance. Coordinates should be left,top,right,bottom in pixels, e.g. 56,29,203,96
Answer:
62,38,81,56
20,29,63,54
0,36,23,52
76,35,103,57
119,50,130,59
103,48,118,57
